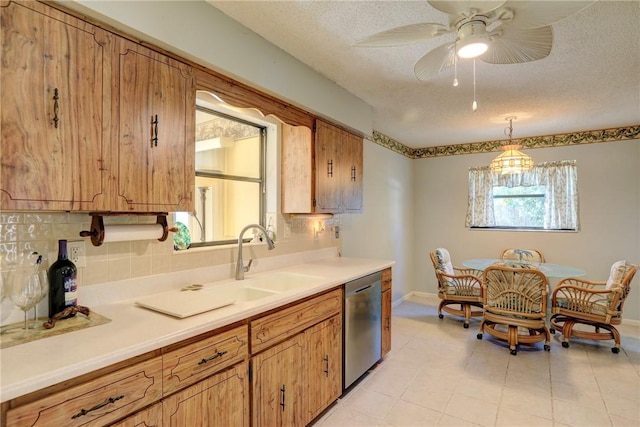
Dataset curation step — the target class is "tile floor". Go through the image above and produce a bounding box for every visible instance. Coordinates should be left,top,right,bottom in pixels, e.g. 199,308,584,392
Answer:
314,295,640,427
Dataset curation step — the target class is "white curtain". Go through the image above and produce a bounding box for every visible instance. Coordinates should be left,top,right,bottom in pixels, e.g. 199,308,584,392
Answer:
466,160,579,230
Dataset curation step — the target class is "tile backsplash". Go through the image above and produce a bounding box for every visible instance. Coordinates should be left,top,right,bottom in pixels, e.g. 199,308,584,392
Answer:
0,211,340,288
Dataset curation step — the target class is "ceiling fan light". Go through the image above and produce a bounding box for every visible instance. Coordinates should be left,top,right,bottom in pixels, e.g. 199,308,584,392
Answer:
458,41,488,58
456,20,489,59
490,145,534,174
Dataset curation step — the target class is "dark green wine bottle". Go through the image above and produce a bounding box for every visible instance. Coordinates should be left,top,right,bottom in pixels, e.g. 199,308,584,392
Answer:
48,240,78,319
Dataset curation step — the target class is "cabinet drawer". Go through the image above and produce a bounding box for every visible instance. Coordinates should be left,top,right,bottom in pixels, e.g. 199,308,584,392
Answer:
250,288,342,354
381,268,392,292
6,357,162,427
163,325,248,395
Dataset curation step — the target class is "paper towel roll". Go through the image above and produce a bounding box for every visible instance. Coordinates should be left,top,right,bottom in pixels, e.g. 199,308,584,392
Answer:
102,224,165,243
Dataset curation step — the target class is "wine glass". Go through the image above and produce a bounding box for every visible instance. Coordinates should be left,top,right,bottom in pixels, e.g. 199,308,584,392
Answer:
32,254,48,328
9,267,42,334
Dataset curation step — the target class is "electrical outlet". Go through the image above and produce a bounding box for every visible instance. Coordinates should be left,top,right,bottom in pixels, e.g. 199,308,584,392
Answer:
68,240,86,268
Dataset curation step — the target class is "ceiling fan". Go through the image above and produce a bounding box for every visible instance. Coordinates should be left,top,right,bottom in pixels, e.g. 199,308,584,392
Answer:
354,0,596,81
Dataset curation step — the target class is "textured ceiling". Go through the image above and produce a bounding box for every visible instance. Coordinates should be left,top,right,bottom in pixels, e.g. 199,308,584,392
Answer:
207,0,640,148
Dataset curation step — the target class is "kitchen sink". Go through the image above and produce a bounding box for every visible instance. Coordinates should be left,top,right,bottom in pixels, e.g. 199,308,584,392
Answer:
243,272,324,293
135,283,279,318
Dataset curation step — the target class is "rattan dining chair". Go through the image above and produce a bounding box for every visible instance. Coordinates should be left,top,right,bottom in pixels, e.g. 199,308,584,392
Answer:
501,248,546,263
550,261,637,353
429,248,483,328
477,263,551,355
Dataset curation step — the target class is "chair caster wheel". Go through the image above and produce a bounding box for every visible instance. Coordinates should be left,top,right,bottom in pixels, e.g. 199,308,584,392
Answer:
476,333,483,340
510,349,517,356
463,323,469,329
544,344,550,351
550,328,555,334
438,314,444,319
612,347,620,354
562,342,569,348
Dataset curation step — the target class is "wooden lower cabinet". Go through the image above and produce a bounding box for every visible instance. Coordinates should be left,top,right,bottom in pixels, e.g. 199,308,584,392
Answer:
5,357,163,427
111,402,162,427
162,362,249,427
305,315,342,423
381,268,393,358
251,334,306,427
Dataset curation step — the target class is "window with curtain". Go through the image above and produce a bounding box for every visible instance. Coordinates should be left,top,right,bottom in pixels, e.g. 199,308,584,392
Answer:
466,160,579,231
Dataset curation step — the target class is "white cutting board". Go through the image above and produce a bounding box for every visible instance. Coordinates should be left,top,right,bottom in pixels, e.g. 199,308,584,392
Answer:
135,289,236,318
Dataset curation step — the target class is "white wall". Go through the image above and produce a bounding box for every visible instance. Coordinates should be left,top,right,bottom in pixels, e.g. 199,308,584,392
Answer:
341,142,414,302
412,140,640,320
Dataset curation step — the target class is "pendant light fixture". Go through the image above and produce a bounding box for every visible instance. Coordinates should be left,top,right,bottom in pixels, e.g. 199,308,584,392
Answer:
490,117,533,174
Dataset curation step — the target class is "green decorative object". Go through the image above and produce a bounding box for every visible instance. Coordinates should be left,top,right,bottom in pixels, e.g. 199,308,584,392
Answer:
173,222,191,251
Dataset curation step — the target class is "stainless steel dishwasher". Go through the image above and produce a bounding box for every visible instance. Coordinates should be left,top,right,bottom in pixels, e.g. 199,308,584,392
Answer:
344,271,382,389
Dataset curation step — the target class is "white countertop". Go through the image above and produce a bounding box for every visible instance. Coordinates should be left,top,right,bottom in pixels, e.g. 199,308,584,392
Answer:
0,255,394,403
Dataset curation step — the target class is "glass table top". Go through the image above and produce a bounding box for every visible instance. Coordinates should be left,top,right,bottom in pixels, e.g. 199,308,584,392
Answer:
462,259,586,278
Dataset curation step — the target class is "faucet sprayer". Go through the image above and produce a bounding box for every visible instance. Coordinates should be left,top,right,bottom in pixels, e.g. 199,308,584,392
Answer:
235,224,275,280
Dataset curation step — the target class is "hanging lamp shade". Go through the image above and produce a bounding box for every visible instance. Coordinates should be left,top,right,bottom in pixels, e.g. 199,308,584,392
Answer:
490,145,533,174
490,117,533,174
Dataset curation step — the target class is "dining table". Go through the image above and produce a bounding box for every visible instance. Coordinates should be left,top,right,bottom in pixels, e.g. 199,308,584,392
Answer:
461,259,586,279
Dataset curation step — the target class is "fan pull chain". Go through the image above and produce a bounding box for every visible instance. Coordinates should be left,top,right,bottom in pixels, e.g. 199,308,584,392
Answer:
472,59,478,112
453,45,459,87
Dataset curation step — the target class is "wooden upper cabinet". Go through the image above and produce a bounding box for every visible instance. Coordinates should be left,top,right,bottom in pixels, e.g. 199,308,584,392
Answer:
112,38,195,212
0,0,109,211
281,120,363,214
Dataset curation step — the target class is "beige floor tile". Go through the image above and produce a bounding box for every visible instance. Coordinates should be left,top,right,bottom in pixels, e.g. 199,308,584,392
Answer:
342,388,397,420
501,386,553,420
383,399,442,426
363,360,419,398
436,413,479,426
553,399,612,426
602,394,640,422
444,392,499,426
495,406,554,427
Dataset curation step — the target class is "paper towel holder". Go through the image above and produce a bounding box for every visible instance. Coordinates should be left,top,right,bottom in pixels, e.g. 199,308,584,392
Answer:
79,212,178,247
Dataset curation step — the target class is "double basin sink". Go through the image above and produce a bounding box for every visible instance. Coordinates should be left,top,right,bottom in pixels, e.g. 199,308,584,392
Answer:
135,272,326,318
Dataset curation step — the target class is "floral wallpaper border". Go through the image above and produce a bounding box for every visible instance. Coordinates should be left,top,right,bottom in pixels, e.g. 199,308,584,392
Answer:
369,125,640,159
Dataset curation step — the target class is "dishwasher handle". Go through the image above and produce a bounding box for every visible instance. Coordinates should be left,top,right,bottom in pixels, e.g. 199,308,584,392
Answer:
354,285,372,294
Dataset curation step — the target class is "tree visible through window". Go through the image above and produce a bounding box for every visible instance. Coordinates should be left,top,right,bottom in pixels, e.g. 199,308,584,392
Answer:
493,185,545,228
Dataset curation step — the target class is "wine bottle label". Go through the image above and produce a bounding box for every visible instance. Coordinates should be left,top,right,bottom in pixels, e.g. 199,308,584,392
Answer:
63,276,78,307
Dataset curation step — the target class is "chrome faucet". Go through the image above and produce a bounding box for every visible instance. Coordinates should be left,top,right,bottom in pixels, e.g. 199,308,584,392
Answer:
235,224,275,280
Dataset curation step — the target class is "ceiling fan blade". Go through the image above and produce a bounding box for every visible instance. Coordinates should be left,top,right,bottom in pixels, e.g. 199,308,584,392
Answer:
428,1,506,17
481,26,552,64
495,1,596,29
414,42,456,81
353,23,450,47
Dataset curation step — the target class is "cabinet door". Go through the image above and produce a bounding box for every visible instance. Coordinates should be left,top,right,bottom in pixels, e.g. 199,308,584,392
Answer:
0,0,108,210
163,362,249,427
314,121,342,213
281,123,314,213
341,131,363,213
114,39,195,212
381,268,392,357
306,314,342,423
111,402,162,427
381,289,392,357
252,334,306,427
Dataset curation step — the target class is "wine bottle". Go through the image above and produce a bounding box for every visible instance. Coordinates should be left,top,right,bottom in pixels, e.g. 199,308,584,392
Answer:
48,240,78,319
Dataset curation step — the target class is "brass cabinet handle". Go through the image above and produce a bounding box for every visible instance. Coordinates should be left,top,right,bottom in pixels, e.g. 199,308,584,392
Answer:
198,350,227,365
71,394,124,419
53,88,60,128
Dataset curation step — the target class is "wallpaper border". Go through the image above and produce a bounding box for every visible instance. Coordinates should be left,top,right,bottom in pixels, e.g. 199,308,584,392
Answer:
369,125,640,159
